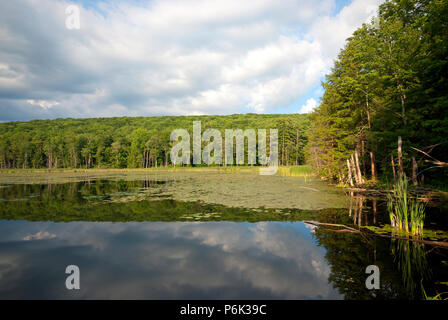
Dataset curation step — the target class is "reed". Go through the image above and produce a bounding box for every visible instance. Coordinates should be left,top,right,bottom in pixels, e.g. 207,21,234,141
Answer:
387,174,426,236
278,166,314,178
392,239,428,299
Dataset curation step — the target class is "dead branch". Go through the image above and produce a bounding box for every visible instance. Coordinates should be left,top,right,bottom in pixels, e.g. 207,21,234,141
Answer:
304,221,448,248
411,146,448,168
304,221,360,233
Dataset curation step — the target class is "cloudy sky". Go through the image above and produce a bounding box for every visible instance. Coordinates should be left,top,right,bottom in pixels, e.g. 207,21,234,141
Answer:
0,0,383,122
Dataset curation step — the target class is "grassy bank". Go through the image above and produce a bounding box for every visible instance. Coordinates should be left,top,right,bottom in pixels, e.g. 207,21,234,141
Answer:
0,165,315,180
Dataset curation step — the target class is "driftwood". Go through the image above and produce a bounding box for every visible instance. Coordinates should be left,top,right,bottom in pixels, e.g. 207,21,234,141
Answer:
304,221,448,248
304,221,361,233
411,146,448,168
345,187,442,202
374,232,448,248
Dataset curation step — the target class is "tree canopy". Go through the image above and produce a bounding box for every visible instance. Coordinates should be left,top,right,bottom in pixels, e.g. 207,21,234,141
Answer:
0,114,310,169
307,0,448,186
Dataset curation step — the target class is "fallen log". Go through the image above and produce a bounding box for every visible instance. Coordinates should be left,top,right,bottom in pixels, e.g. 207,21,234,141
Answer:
304,221,448,248
345,187,442,202
304,221,360,233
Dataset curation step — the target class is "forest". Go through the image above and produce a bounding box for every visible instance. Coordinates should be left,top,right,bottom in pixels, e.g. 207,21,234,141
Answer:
0,0,447,188
307,0,448,188
0,114,310,169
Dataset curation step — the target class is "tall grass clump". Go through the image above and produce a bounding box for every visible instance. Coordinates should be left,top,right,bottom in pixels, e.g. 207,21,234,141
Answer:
278,166,314,178
387,174,426,236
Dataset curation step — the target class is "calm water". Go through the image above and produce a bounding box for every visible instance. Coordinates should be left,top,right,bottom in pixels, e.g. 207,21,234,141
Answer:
0,179,447,299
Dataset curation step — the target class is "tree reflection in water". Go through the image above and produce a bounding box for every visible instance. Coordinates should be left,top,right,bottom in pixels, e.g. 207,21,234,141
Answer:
313,192,436,300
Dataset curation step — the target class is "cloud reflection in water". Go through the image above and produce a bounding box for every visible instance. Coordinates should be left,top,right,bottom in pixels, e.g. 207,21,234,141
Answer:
0,221,341,299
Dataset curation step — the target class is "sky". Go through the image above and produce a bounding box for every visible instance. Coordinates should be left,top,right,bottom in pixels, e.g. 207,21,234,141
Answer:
0,0,384,122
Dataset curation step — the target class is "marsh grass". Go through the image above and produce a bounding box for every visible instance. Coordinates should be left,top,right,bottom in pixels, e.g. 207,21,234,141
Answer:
387,174,426,236
422,276,448,300
278,166,315,178
392,239,429,299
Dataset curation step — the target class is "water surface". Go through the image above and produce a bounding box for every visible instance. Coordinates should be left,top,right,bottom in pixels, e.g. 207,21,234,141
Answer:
0,175,447,299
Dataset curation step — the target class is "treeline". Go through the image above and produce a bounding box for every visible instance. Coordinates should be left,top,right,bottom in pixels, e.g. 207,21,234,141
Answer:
307,0,448,186
0,114,310,169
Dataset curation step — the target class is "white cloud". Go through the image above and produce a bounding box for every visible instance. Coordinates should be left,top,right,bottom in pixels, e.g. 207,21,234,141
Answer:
26,99,59,109
0,0,384,121
307,0,384,73
300,98,318,114
23,231,56,241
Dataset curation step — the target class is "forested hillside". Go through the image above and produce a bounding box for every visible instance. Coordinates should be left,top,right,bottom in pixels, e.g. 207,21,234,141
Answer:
0,114,310,169
307,0,448,186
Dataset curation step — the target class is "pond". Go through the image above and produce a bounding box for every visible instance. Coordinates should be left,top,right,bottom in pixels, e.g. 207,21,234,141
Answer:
0,172,447,299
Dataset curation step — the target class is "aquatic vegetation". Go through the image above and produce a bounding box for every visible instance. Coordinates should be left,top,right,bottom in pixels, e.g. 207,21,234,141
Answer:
363,225,448,241
180,212,222,221
423,281,448,300
0,170,348,210
387,175,426,236
277,166,314,178
423,260,448,300
392,239,429,299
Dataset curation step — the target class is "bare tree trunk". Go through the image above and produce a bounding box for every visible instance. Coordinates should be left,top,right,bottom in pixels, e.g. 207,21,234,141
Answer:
398,136,404,178
400,94,407,125
391,155,397,184
370,151,376,180
351,154,359,185
349,191,354,218
358,197,364,227
354,150,364,185
373,199,377,225
347,159,354,187
361,141,366,176
412,157,418,187
366,88,371,130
